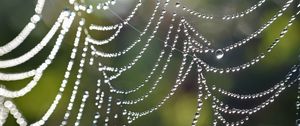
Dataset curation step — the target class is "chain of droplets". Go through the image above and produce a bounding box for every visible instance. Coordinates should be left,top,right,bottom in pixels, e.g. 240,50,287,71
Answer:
182,24,212,54
95,3,166,75
212,106,249,126
94,6,166,74
86,0,144,45
90,0,160,58
297,65,300,125
193,7,299,74
112,101,121,125
101,14,176,95
96,0,117,10
0,70,36,81
92,78,104,125
209,66,300,124
77,0,298,125
94,80,101,108
93,81,105,125
195,71,244,125
0,97,9,125
29,18,84,126
0,9,67,68
196,71,250,126
0,100,27,126
87,2,150,45
181,0,293,55
196,67,212,100
0,0,44,56
95,3,166,96
74,91,89,126
89,0,142,31
86,24,123,45
0,11,69,85
176,0,267,20
118,21,182,105
0,10,70,69
104,96,112,126
60,30,89,126
95,62,120,125
183,22,210,46
119,16,187,112
0,0,298,125
211,77,299,126
194,61,299,125
0,11,74,98
69,0,118,11
69,0,93,13
124,52,194,123
97,2,169,83
92,111,101,125
214,65,299,100
191,64,204,126
213,76,299,115
188,38,214,55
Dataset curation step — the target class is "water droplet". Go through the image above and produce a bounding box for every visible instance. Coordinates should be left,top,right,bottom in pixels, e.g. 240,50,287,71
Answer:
111,0,116,5
215,49,224,59
103,4,109,10
175,2,180,8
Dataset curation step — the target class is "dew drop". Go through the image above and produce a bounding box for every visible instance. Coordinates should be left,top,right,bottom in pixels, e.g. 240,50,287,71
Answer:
103,4,109,10
215,49,224,59
111,0,116,5
175,2,180,8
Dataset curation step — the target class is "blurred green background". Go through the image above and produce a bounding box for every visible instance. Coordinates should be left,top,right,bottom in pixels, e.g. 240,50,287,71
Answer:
0,0,300,126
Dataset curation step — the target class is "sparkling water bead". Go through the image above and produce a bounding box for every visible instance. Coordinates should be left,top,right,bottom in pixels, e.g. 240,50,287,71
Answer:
175,2,180,8
215,49,224,59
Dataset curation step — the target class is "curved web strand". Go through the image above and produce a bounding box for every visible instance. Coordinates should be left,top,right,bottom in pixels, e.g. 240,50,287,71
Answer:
0,0,45,56
0,12,69,68
101,19,175,95
0,11,75,98
90,0,161,58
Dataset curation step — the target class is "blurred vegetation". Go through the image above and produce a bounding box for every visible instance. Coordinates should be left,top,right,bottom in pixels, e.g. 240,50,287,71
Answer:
0,0,300,126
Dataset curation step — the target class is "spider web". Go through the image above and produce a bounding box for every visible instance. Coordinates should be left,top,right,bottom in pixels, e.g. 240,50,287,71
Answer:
0,0,300,126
